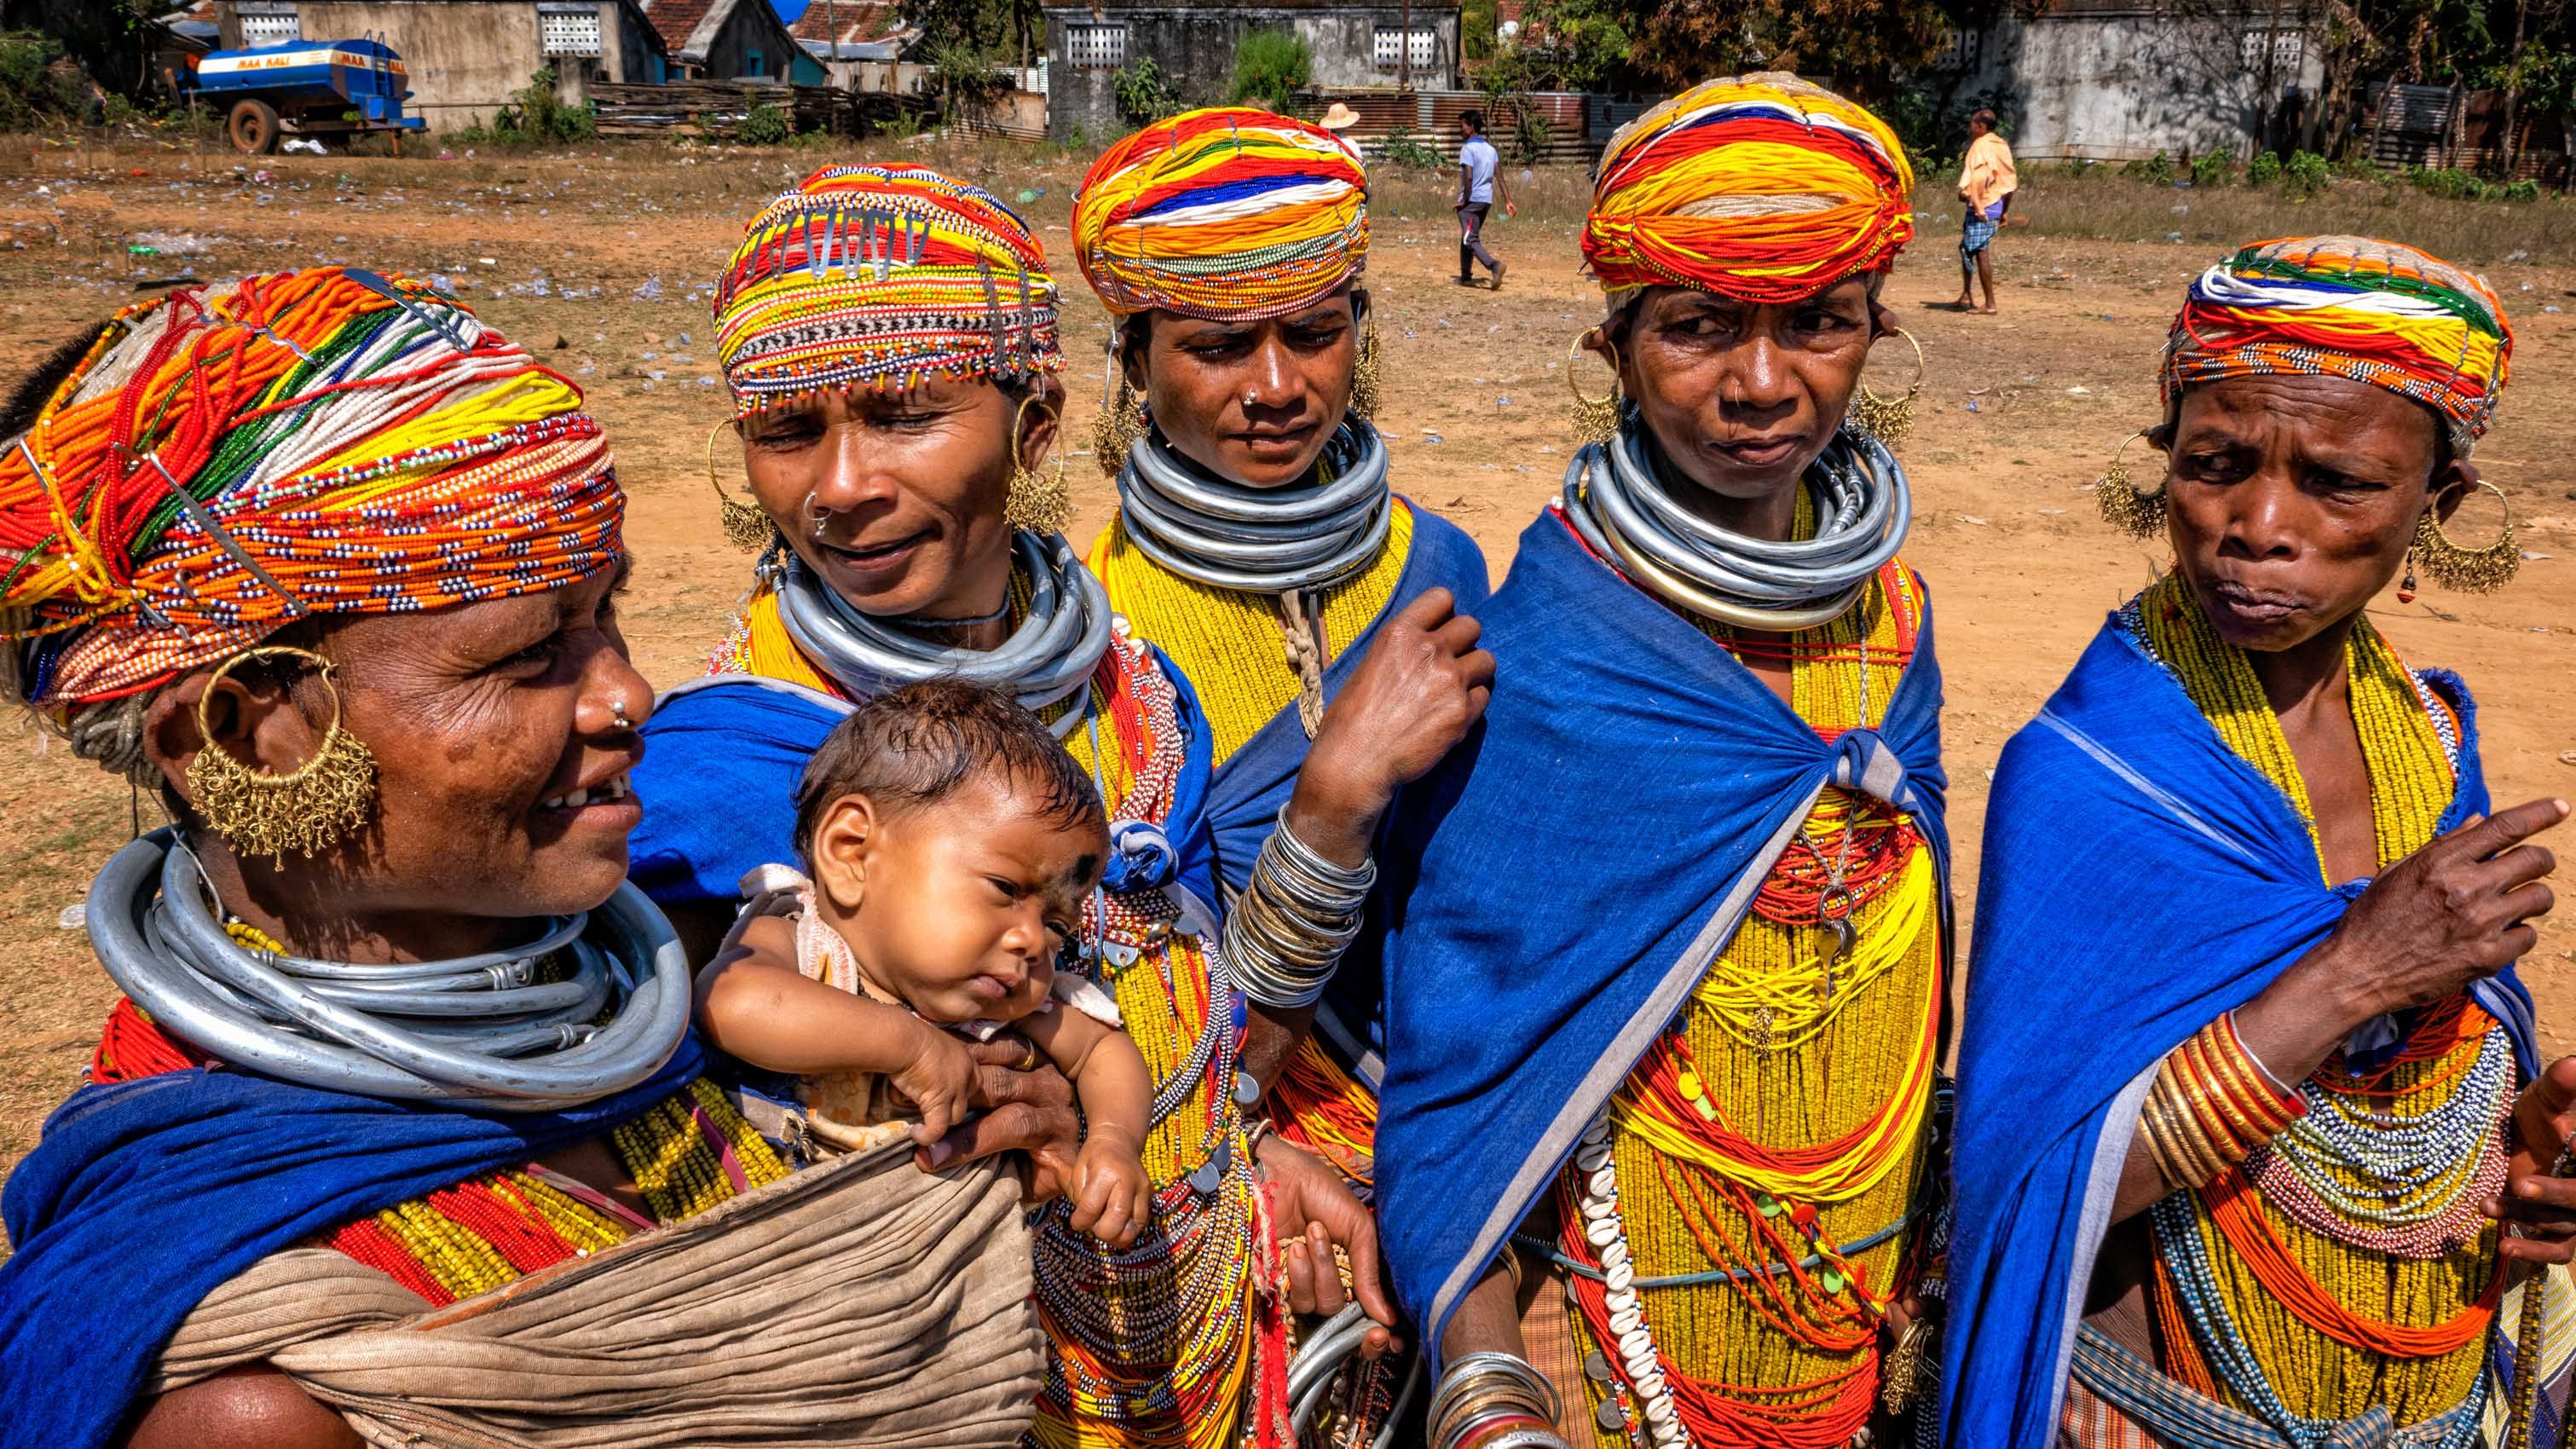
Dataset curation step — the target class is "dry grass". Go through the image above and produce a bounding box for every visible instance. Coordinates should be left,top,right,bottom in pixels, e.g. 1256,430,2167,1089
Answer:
1920,171,2576,270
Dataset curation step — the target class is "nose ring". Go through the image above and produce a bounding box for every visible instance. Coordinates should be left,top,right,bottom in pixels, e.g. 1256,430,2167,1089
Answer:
1243,389,1257,407
610,700,634,731
802,490,829,540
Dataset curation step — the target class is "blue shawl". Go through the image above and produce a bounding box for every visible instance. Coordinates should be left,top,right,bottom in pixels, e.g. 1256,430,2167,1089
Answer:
1372,511,1949,1362
1201,501,1491,897
0,1036,704,1449
1941,615,2538,1449
630,646,1220,915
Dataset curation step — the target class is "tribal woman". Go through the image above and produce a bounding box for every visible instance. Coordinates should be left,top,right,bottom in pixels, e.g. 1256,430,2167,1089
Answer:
1945,235,2576,1449
0,268,1038,1449
627,165,1489,1449
1372,75,1949,1449
1069,107,1493,1212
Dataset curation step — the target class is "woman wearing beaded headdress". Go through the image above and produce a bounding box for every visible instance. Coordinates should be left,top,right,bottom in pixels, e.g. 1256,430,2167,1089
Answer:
1946,235,2576,1449
631,163,1478,1448
0,268,1040,1449
1070,107,1495,1226
1370,74,1947,1449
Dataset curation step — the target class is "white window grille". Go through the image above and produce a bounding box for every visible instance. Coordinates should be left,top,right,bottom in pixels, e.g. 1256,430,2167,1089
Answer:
540,6,604,57
239,6,301,46
2241,29,2304,69
1065,24,1128,69
1936,28,1980,71
1372,27,1435,72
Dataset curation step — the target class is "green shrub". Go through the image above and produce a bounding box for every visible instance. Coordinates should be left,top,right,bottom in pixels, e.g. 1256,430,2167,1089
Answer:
1112,56,1180,124
2282,149,2331,199
1376,127,1444,171
736,99,789,145
514,68,597,142
2504,178,2543,203
1510,107,1551,165
2247,151,2281,183
1227,29,1310,112
2065,157,2097,177
0,31,89,130
2188,150,2228,188
2121,150,2175,185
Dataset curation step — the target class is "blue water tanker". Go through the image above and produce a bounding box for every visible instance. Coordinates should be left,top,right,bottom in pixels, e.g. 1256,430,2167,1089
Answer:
183,38,429,154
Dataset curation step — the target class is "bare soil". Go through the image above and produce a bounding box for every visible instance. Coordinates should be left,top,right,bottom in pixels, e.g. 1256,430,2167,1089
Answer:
3,139,2572,1186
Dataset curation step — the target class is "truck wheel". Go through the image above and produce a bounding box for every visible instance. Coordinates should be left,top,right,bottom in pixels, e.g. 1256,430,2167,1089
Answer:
227,98,280,154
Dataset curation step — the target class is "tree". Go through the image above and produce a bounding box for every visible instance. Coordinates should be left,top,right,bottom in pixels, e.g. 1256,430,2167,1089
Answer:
1228,29,1311,111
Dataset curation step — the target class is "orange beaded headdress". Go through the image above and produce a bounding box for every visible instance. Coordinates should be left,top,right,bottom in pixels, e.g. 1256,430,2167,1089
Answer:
2163,235,2512,445
713,165,1062,417
1584,72,1915,308
1071,106,1370,320
0,268,623,707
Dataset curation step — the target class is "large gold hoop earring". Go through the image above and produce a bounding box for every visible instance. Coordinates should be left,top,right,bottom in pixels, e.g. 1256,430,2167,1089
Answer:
185,646,379,867
2413,479,2519,592
707,418,770,553
1006,394,1074,536
1851,327,1926,447
1349,316,1383,424
1568,330,1622,448
1090,378,1148,479
2094,430,2167,539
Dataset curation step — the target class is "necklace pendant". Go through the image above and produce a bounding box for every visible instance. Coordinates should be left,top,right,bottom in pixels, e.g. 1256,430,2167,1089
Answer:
1823,914,1857,968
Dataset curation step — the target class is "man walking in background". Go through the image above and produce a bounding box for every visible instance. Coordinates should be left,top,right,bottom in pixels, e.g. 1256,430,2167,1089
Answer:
1954,107,2016,313
1456,109,1513,289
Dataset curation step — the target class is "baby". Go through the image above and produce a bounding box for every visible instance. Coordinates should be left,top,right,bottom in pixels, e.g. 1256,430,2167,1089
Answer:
696,680,1153,1247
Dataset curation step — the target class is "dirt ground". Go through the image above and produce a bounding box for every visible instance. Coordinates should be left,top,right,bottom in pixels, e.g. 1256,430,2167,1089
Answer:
2,139,2572,1185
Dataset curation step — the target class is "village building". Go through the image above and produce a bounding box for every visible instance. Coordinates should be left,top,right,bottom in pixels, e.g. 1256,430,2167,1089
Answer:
790,0,927,94
1945,0,2328,160
1041,0,1461,142
638,0,823,84
211,0,669,128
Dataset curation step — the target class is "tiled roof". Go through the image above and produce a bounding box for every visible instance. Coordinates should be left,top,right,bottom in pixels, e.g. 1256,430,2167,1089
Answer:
789,0,904,44
637,0,719,56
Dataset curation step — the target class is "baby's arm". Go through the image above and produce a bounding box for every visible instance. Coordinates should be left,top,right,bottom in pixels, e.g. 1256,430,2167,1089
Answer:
695,915,976,1142
1021,1007,1154,1246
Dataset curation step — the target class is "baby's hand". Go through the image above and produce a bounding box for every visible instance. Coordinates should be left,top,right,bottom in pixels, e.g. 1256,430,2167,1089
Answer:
891,1021,979,1151
1066,1131,1152,1248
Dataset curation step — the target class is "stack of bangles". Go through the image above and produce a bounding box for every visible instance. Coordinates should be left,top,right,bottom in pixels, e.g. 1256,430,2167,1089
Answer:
1430,1352,1570,1449
2138,1011,2307,1190
1226,805,1378,1009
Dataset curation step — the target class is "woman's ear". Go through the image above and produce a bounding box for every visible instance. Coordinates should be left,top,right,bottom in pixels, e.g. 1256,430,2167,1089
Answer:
810,793,880,914
143,663,325,811
1019,375,1067,465
1117,315,1153,397
2430,457,2477,525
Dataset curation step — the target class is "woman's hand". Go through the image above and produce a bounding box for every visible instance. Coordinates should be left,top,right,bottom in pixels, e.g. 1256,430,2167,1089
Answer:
2495,1055,2576,1264
921,1032,1081,1202
1288,587,1495,866
2295,798,2564,1029
888,1021,979,1149
1258,1135,1403,1355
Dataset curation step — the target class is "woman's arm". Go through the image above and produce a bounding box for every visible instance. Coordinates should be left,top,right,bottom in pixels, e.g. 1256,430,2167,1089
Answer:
122,1365,358,1449
2103,798,2565,1223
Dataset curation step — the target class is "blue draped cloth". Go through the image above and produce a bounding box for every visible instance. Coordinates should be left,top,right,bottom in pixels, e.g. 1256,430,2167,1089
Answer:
630,645,1221,916
1941,614,2538,1449
1202,502,1491,898
1372,510,1949,1362
0,1036,704,1449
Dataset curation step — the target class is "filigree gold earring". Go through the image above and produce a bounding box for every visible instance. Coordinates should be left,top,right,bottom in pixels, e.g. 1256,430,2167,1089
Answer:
1005,394,1075,536
186,646,378,865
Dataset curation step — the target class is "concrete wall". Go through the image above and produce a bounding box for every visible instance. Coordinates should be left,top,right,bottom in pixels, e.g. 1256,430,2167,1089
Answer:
1042,3,1459,142
217,2,661,129
1965,9,2328,161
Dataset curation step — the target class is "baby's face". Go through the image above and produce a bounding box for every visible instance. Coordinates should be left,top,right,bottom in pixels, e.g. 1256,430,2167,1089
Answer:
820,772,1105,1025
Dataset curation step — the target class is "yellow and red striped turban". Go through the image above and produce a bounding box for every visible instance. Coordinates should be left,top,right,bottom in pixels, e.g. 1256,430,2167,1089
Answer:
2163,234,2512,444
715,165,1062,416
1,268,622,707
1071,107,1369,320
1585,73,1915,307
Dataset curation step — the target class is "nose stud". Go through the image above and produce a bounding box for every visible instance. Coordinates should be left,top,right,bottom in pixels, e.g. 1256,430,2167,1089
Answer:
1243,389,1257,407
610,700,634,731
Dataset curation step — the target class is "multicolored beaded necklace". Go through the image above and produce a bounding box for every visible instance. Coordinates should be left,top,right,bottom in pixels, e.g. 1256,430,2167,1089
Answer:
1554,546,1944,1449
2128,573,2509,1434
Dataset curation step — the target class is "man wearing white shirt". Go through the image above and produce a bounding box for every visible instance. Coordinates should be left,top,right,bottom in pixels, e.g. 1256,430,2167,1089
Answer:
1455,110,1514,289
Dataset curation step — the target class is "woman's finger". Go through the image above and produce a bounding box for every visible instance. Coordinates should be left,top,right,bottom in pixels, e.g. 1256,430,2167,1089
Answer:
1283,1236,1318,1314
1306,1224,1350,1317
